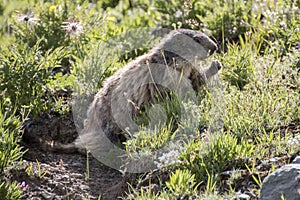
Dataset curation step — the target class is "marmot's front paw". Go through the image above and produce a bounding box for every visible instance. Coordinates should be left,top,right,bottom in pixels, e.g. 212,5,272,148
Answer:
204,60,222,79
211,60,222,71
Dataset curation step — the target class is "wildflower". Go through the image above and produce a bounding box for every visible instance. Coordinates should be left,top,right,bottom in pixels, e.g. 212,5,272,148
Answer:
61,20,84,36
154,150,181,169
184,0,192,9
287,135,300,146
295,42,300,51
18,181,29,190
16,12,39,25
279,21,286,29
49,5,56,12
185,18,199,29
183,159,187,165
175,10,183,18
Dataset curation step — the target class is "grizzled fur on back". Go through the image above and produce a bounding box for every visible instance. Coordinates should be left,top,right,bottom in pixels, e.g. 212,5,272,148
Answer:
75,29,221,150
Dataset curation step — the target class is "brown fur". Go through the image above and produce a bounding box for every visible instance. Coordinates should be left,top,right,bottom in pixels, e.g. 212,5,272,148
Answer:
75,29,221,152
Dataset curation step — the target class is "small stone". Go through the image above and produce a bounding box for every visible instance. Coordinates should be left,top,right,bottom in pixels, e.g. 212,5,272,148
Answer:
72,173,84,178
79,185,89,191
269,157,280,162
291,156,300,164
74,194,82,200
61,174,70,180
41,191,55,200
56,183,66,193
70,162,84,168
237,193,250,199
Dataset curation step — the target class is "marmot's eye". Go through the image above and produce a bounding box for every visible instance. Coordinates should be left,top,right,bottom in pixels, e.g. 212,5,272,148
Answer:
193,35,205,43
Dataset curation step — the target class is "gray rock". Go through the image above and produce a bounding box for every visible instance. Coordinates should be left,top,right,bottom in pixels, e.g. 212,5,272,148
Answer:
292,156,300,164
41,191,55,200
260,164,300,200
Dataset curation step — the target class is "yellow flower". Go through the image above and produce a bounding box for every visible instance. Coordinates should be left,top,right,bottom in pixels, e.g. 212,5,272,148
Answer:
49,5,56,12
107,16,116,21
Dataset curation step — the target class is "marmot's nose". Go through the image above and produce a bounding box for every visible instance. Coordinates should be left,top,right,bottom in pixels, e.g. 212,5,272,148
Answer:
208,42,217,56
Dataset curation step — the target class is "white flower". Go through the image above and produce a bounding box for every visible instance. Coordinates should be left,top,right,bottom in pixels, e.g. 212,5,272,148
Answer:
154,150,181,169
287,135,300,146
175,10,183,18
16,12,39,25
279,21,286,28
295,42,300,51
61,20,84,36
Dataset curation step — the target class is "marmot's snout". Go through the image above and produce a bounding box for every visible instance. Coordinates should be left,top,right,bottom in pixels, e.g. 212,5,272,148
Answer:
208,42,217,56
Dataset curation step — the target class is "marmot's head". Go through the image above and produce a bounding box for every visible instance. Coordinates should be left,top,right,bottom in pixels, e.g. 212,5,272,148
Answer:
155,29,217,62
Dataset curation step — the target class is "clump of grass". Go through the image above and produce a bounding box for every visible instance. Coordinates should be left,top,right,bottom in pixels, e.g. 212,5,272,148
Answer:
0,99,26,174
166,169,199,197
222,54,299,140
0,42,68,116
182,132,255,181
125,122,175,153
0,181,22,200
0,99,26,200
220,38,255,89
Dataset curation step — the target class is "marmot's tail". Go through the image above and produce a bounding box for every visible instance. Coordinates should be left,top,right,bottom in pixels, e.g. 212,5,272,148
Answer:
38,140,79,153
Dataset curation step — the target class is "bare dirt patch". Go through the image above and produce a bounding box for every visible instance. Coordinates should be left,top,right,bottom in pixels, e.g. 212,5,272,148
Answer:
10,112,127,200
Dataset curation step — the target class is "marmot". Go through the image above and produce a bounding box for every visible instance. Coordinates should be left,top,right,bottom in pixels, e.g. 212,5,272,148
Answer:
74,29,222,153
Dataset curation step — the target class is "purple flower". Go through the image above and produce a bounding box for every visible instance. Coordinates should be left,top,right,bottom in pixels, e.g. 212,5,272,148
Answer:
18,181,29,190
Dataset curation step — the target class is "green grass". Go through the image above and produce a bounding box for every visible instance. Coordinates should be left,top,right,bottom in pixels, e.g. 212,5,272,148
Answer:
0,0,299,199
0,99,26,199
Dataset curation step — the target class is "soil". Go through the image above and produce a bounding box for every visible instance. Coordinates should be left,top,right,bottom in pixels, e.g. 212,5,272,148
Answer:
8,111,128,200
